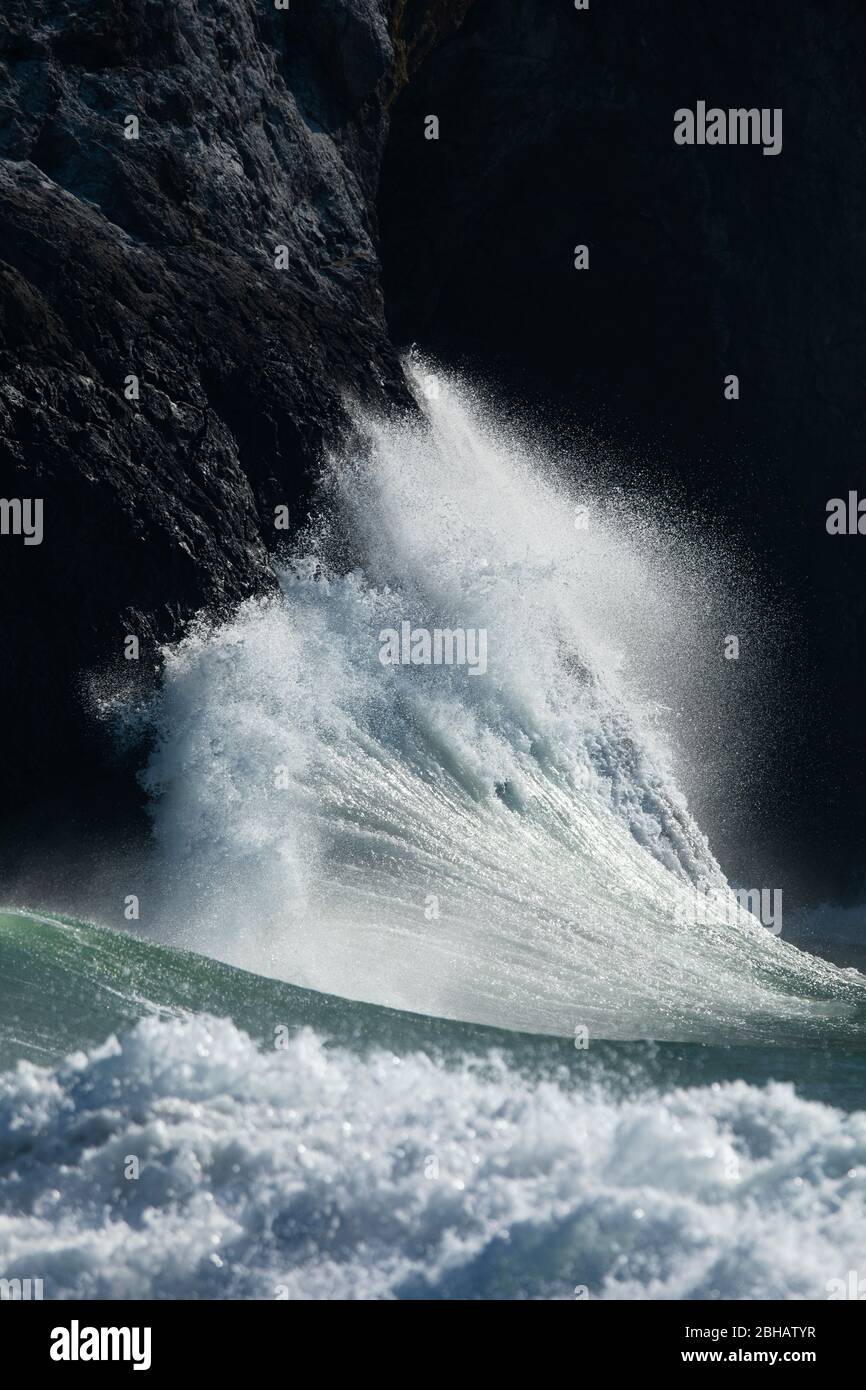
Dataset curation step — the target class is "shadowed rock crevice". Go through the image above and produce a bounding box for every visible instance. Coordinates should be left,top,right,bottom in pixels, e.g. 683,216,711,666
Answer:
0,0,473,855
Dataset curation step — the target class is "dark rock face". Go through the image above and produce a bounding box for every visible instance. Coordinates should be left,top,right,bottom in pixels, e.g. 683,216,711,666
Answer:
380,0,866,903
0,0,470,840
3,0,864,910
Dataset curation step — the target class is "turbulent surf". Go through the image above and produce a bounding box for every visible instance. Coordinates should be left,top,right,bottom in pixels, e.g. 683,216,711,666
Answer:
3,361,866,1300
122,358,866,1042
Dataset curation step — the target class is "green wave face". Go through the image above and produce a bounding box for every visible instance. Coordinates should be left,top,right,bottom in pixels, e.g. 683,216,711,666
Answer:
4,910,866,1114
0,910,512,1071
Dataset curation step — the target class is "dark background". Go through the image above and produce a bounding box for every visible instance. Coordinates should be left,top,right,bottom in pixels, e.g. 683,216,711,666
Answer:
380,0,866,909
1,0,865,921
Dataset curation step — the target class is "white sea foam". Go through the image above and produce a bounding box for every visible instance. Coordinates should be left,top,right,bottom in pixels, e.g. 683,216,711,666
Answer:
1,1014,864,1300
129,360,865,1040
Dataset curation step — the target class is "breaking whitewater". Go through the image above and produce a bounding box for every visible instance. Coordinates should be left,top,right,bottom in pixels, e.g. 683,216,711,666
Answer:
2,360,866,1300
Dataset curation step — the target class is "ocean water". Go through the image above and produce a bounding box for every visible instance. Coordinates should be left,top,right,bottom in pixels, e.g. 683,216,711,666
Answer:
2,911,866,1301
2,361,866,1299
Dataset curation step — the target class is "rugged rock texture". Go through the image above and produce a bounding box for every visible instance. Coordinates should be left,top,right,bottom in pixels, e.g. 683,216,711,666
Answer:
3,0,864,908
380,0,866,903
0,0,471,839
